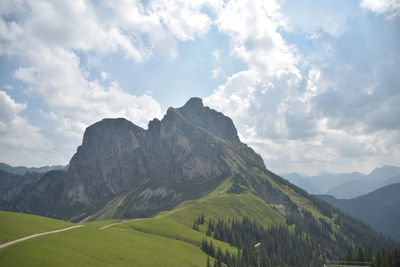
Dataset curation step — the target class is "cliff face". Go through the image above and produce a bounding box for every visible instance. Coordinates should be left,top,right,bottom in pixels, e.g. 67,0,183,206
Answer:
67,118,148,204
0,97,265,221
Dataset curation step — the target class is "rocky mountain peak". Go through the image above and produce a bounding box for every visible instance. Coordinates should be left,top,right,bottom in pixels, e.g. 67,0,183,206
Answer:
171,97,240,143
81,118,144,147
182,97,204,109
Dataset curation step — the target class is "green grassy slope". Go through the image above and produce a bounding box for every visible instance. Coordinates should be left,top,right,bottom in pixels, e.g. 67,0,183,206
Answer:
0,210,73,244
0,222,210,267
0,211,226,267
165,191,285,228
125,217,237,255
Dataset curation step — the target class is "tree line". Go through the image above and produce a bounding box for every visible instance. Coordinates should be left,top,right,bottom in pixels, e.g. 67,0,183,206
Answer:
342,247,400,267
193,214,398,267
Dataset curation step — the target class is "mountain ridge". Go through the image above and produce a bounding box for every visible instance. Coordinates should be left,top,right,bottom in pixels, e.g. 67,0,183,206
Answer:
281,165,400,198
0,162,66,176
317,182,400,241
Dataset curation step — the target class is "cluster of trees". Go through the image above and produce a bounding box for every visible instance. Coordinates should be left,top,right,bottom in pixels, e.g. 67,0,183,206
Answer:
194,215,326,266
192,214,398,267
193,213,205,231
201,239,236,267
342,247,400,267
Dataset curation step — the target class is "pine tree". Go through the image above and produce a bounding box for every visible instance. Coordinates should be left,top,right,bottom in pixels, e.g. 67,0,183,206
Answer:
200,213,205,224
206,256,211,267
209,241,215,257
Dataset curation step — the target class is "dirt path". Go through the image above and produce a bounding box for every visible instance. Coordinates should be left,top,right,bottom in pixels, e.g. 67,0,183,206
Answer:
99,218,145,230
0,225,84,250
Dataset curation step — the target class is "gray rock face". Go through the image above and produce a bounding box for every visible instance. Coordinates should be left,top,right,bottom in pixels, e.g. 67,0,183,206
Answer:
0,97,265,221
68,118,148,204
177,97,240,143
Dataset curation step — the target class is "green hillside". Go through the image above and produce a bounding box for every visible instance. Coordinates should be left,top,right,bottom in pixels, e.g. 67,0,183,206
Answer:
0,210,73,244
0,210,231,267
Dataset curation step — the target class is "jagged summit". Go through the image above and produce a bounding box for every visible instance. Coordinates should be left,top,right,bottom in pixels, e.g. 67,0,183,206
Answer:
96,98,240,144
176,97,240,143
182,97,204,109
81,118,144,147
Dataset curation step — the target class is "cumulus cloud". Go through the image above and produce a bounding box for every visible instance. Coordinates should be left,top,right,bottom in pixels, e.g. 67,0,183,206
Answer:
216,0,297,75
205,0,400,175
148,0,222,41
13,50,163,138
0,90,54,166
361,0,400,19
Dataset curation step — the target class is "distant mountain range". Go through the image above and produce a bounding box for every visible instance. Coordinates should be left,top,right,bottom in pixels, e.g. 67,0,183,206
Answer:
318,183,400,241
281,165,400,199
0,162,66,176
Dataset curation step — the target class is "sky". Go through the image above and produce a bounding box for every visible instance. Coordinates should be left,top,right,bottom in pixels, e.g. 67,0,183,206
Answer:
0,0,399,175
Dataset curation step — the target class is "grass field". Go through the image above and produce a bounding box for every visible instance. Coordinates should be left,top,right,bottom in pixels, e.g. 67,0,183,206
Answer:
0,210,73,244
125,217,237,254
161,190,285,228
0,212,214,267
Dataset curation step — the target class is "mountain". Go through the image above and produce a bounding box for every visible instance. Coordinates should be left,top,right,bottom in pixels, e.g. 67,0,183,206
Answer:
384,174,400,185
318,183,400,241
0,97,264,221
0,97,396,266
0,162,66,176
280,172,319,194
281,166,400,198
326,166,400,199
369,165,400,181
281,171,366,194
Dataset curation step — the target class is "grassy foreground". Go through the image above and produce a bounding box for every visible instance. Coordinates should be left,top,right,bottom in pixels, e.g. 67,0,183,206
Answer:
0,210,73,244
0,212,212,267
0,179,285,266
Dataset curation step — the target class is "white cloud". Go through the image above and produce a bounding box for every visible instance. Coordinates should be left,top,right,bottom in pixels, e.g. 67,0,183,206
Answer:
212,49,221,61
0,90,54,166
211,49,222,79
149,0,221,41
216,0,297,75
100,71,109,80
206,0,400,175
360,0,400,18
0,90,26,124
212,67,222,79
0,0,149,61
13,48,163,137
